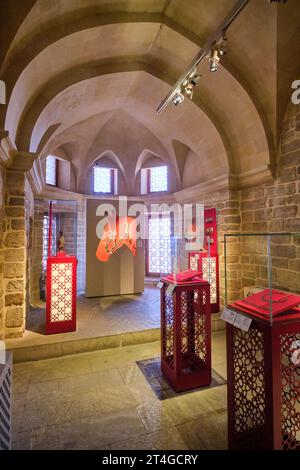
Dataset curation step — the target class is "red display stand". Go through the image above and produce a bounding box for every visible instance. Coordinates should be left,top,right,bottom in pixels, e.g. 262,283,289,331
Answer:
46,252,77,334
160,274,211,392
227,308,300,450
189,252,220,313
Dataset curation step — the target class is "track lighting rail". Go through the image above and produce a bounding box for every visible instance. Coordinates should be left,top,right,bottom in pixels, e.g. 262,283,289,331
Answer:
156,0,250,114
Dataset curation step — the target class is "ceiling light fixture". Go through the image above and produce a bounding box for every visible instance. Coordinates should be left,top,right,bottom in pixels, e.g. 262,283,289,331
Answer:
172,90,185,106
209,47,220,72
156,0,250,113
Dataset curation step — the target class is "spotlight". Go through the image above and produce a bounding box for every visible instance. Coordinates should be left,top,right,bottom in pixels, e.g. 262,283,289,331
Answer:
218,35,228,56
184,83,194,100
188,68,201,86
172,90,184,106
209,48,220,72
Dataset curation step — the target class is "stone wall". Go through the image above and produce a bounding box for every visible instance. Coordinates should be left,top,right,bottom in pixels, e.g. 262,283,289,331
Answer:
240,103,300,295
177,188,241,311
4,171,27,337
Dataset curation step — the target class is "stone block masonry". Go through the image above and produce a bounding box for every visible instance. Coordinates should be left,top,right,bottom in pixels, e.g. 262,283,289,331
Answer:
3,170,28,338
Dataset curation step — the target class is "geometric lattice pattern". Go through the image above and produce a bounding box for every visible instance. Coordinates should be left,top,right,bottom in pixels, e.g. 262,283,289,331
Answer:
94,167,112,193
189,255,199,271
202,257,217,303
180,289,208,374
280,333,300,450
0,354,12,450
150,166,168,193
50,263,73,323
161,287,174,369
161,281,211,392
148,217,172,274
45,155,57,186
231,327,266,449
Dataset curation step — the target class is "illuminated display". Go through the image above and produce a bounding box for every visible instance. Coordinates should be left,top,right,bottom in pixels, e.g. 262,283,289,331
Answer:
96,216,137,262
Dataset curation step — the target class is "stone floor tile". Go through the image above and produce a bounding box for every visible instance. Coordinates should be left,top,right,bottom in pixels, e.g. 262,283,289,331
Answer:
118,363,145,385
14,408,146,450
110,427,189,450
136,398,174,432
176,410,228,450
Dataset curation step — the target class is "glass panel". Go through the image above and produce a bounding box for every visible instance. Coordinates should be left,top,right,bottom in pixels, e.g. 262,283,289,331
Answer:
49,200,77,257
148,216,172,274
46,155,57,186
94,167,111,193
150,166,168,192
224,232,300,324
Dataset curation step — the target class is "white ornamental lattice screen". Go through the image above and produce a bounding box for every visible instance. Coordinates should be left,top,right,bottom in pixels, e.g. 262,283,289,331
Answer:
50,262,73,323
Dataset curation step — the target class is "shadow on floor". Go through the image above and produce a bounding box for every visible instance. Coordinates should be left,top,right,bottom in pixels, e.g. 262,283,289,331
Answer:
137,357,226,400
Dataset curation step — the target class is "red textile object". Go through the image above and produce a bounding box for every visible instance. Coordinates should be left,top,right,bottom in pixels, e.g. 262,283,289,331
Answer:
46,252,77,334
229,289,300,319
164,269,202,283
160,274,211,392
227,300,300,450
96,215,137,262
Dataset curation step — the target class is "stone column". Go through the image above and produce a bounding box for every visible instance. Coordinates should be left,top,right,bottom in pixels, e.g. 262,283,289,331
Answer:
4,152,36,338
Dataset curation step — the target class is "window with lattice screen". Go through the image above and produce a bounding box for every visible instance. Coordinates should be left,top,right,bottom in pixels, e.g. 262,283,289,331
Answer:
94,167,117,193
46,155,57,186
148,216,172,274
150,166,168,192
141,165,168,194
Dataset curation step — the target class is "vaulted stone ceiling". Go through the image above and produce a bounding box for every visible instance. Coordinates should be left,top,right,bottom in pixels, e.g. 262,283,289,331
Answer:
0,0,299,194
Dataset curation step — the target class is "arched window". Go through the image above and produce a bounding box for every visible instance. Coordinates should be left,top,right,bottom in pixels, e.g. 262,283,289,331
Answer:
45,155,58,186
141,165,168,194
93,165,118,194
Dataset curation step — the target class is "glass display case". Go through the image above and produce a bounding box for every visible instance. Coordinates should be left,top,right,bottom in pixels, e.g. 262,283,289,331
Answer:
47,200,77,258
224,232,300,450
224,232,300,323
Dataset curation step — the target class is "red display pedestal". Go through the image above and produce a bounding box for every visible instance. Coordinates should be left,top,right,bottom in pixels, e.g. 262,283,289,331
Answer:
227,310,300,450
160,274,211,392
46,252,77,334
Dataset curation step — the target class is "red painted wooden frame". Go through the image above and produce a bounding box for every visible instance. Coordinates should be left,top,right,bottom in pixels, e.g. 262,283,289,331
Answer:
161,277,211,392
46,253,77,334
227,310,300,450
188,252,220,313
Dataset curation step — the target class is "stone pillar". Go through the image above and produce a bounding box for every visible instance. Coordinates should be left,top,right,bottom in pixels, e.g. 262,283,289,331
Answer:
3,152,36,338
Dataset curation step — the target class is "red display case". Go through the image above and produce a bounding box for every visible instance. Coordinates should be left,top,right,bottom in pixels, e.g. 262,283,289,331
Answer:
160,274,211,392
227,309,300,450
46,252,77,335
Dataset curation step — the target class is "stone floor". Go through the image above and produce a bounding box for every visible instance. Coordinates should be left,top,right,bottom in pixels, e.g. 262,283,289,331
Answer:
12,331,227,450
6,287,160,349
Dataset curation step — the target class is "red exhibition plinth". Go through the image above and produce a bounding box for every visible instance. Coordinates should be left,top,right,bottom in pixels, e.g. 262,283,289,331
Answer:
160,273,211,392
227,295,300,450
46,252,77,335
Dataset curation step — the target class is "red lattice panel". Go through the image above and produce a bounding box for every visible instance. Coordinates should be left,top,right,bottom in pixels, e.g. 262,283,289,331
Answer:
180,289,208,374
280,333,300,450
161,285,174,369
229,326,266,449
161,279,211,392
46,254,77,334
227,313,300,450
